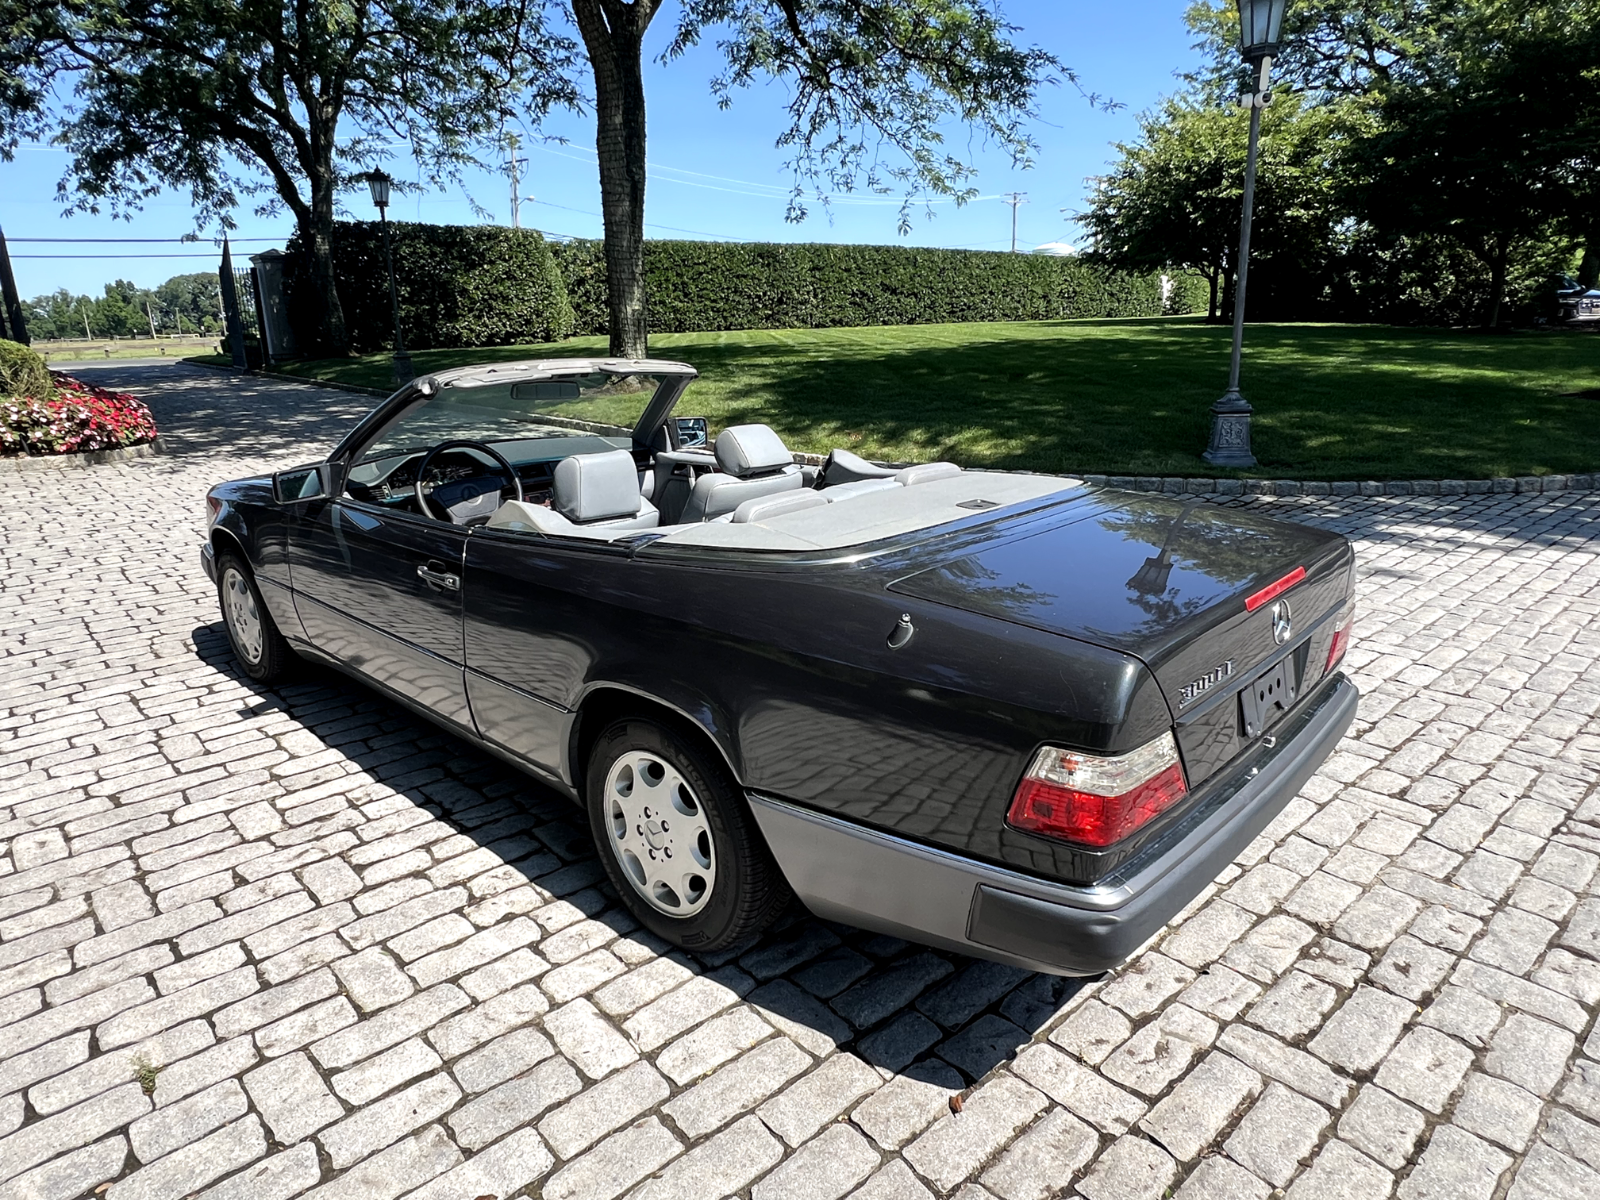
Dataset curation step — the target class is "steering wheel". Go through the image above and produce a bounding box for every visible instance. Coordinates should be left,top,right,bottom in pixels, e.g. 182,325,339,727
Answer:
413,439,525,524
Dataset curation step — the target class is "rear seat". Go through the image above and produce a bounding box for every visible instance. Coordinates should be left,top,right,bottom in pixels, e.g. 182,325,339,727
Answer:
726,465,961,524
895,462,961,485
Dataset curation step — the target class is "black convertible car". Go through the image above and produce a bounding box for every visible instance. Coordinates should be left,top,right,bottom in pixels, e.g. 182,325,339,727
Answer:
204,359,1358,974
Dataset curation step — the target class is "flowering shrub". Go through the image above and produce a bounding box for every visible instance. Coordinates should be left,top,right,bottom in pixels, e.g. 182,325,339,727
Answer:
1,372,160,457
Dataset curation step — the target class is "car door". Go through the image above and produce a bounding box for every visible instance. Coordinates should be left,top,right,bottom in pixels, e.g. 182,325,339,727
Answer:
290,489,472,730
461,527,637,784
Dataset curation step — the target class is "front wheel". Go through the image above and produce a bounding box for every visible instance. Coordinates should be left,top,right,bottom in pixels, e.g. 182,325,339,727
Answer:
586,718,790,952
217,552,295,684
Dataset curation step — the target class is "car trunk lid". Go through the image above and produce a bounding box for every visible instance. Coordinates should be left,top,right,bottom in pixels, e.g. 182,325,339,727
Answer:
887,490,1354,784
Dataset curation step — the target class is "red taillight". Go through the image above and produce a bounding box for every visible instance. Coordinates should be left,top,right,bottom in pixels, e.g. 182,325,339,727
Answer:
1245,566,1307,612
206,495,223,523
1326,613,1354,672
1006,734,1189,848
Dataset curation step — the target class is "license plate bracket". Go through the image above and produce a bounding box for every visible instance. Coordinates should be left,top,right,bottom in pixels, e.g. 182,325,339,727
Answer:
1241,659,1298,739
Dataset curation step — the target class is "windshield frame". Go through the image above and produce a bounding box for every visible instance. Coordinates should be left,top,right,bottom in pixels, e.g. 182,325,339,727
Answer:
328,359,698,469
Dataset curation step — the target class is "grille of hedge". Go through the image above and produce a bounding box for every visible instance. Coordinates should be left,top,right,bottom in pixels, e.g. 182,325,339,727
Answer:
551,239,1190,335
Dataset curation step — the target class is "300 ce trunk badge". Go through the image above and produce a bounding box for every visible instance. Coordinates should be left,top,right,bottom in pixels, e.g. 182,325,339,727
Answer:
1178,660,1234,707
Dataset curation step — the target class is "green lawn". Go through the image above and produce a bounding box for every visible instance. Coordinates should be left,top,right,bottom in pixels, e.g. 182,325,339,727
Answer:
198,317,1600,479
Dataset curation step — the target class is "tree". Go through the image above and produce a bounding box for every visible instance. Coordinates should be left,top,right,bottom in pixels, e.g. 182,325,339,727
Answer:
561,1,1068,358
1337,0,1600,324
154,273,225,333
1182,0,1450,99
1077,94,1344,321
0,0,62,160
33,1,577,354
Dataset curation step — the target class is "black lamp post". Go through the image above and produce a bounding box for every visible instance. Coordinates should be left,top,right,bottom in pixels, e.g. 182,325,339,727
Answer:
1204,0,1290,468
364,169,413,386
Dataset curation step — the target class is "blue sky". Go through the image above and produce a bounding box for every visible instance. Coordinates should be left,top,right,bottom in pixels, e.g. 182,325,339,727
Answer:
0,2,1206,300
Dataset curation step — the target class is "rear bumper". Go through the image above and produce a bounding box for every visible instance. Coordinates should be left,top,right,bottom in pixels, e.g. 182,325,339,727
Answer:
748,673,1358,976
200,542,217,582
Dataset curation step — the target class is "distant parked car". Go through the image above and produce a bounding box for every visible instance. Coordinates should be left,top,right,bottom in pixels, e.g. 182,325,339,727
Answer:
1554,275,1600,323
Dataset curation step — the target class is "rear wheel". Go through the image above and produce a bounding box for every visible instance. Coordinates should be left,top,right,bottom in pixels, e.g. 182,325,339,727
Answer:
217,552,295,684
586,718,790,951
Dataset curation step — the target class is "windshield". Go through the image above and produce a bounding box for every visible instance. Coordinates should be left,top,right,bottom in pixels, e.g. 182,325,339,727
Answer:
358,372,667,466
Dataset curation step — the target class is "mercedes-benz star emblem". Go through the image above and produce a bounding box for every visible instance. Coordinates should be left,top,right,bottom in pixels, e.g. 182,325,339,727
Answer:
1270,599,1293,645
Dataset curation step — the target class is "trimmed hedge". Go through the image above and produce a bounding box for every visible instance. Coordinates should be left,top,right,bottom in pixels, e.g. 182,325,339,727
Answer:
0,339,53,401
285,222,575,353
550,240,1190,335
282,222,1192,353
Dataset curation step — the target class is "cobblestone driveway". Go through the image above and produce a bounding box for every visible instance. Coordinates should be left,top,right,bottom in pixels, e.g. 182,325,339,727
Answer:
3,363,1599,1200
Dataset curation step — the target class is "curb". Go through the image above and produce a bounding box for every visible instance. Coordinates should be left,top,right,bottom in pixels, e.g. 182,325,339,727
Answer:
1066,472,1599,497
789,452,1598,497
183,364,1600,497
0,436,168,472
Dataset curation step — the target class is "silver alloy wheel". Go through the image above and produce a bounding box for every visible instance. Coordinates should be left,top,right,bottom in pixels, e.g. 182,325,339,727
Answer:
603,750,716,917
222,566,264,665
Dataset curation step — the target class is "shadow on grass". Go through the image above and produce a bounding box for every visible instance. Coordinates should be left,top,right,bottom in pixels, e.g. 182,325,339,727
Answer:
266,319,1600,480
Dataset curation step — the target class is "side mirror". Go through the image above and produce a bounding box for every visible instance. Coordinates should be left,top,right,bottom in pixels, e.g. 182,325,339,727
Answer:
675,417,709,448
273,463,332,503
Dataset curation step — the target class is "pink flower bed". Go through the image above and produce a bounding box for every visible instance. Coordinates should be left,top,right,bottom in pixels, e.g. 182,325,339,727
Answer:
1,372,160,457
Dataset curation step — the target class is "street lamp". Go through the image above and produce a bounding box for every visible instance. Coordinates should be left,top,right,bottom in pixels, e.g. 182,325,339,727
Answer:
364,169,413,385
1204,0,1290,469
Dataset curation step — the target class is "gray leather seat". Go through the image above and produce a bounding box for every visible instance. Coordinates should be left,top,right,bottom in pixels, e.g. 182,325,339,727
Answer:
731,490,829,523
551,449,659,530
679,424,804,523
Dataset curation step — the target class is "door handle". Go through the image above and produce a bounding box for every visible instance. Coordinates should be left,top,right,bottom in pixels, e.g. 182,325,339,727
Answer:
416,563,460,592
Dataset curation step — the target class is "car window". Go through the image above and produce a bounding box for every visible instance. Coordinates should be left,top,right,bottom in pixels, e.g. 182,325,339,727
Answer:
355,372,667,467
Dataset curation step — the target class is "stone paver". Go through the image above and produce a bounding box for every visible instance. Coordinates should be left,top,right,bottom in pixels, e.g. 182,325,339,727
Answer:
1,363,1598,1197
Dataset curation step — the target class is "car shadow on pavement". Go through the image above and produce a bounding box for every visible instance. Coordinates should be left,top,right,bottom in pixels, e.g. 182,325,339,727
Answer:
190,616,1097,1092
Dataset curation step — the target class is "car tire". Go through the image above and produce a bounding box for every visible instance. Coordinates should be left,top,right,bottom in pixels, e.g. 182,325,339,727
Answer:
216,552,295,684
586,718,791,952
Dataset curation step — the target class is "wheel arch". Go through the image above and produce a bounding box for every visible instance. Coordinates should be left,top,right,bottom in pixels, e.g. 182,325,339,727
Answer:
570,685,743,801
210,526,250,566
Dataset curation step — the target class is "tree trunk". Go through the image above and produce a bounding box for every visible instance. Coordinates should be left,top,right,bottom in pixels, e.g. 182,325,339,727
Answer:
1485,235,1509,330
572,1,658,360
302,141,349,355
1206,269,1219,323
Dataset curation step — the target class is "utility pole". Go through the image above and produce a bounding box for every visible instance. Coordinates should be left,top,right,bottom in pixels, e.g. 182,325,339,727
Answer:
81,299,92,339
1004,193,1028,253
506,132,527,229
145,300,158,340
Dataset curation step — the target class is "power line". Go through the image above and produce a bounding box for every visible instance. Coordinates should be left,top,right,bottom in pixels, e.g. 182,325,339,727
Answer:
11,253,236,259
529,199,742,242
8,236,287,244
529,143,1006,207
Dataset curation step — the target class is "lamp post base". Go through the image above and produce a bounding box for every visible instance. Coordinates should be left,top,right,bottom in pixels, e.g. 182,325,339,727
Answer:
1203,388,1257,467
392,352,414,386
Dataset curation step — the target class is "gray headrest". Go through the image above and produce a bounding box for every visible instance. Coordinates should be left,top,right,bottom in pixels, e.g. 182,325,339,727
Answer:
553,450,643,523
731,491,828,524
715,424,792,477
895,462,962,486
